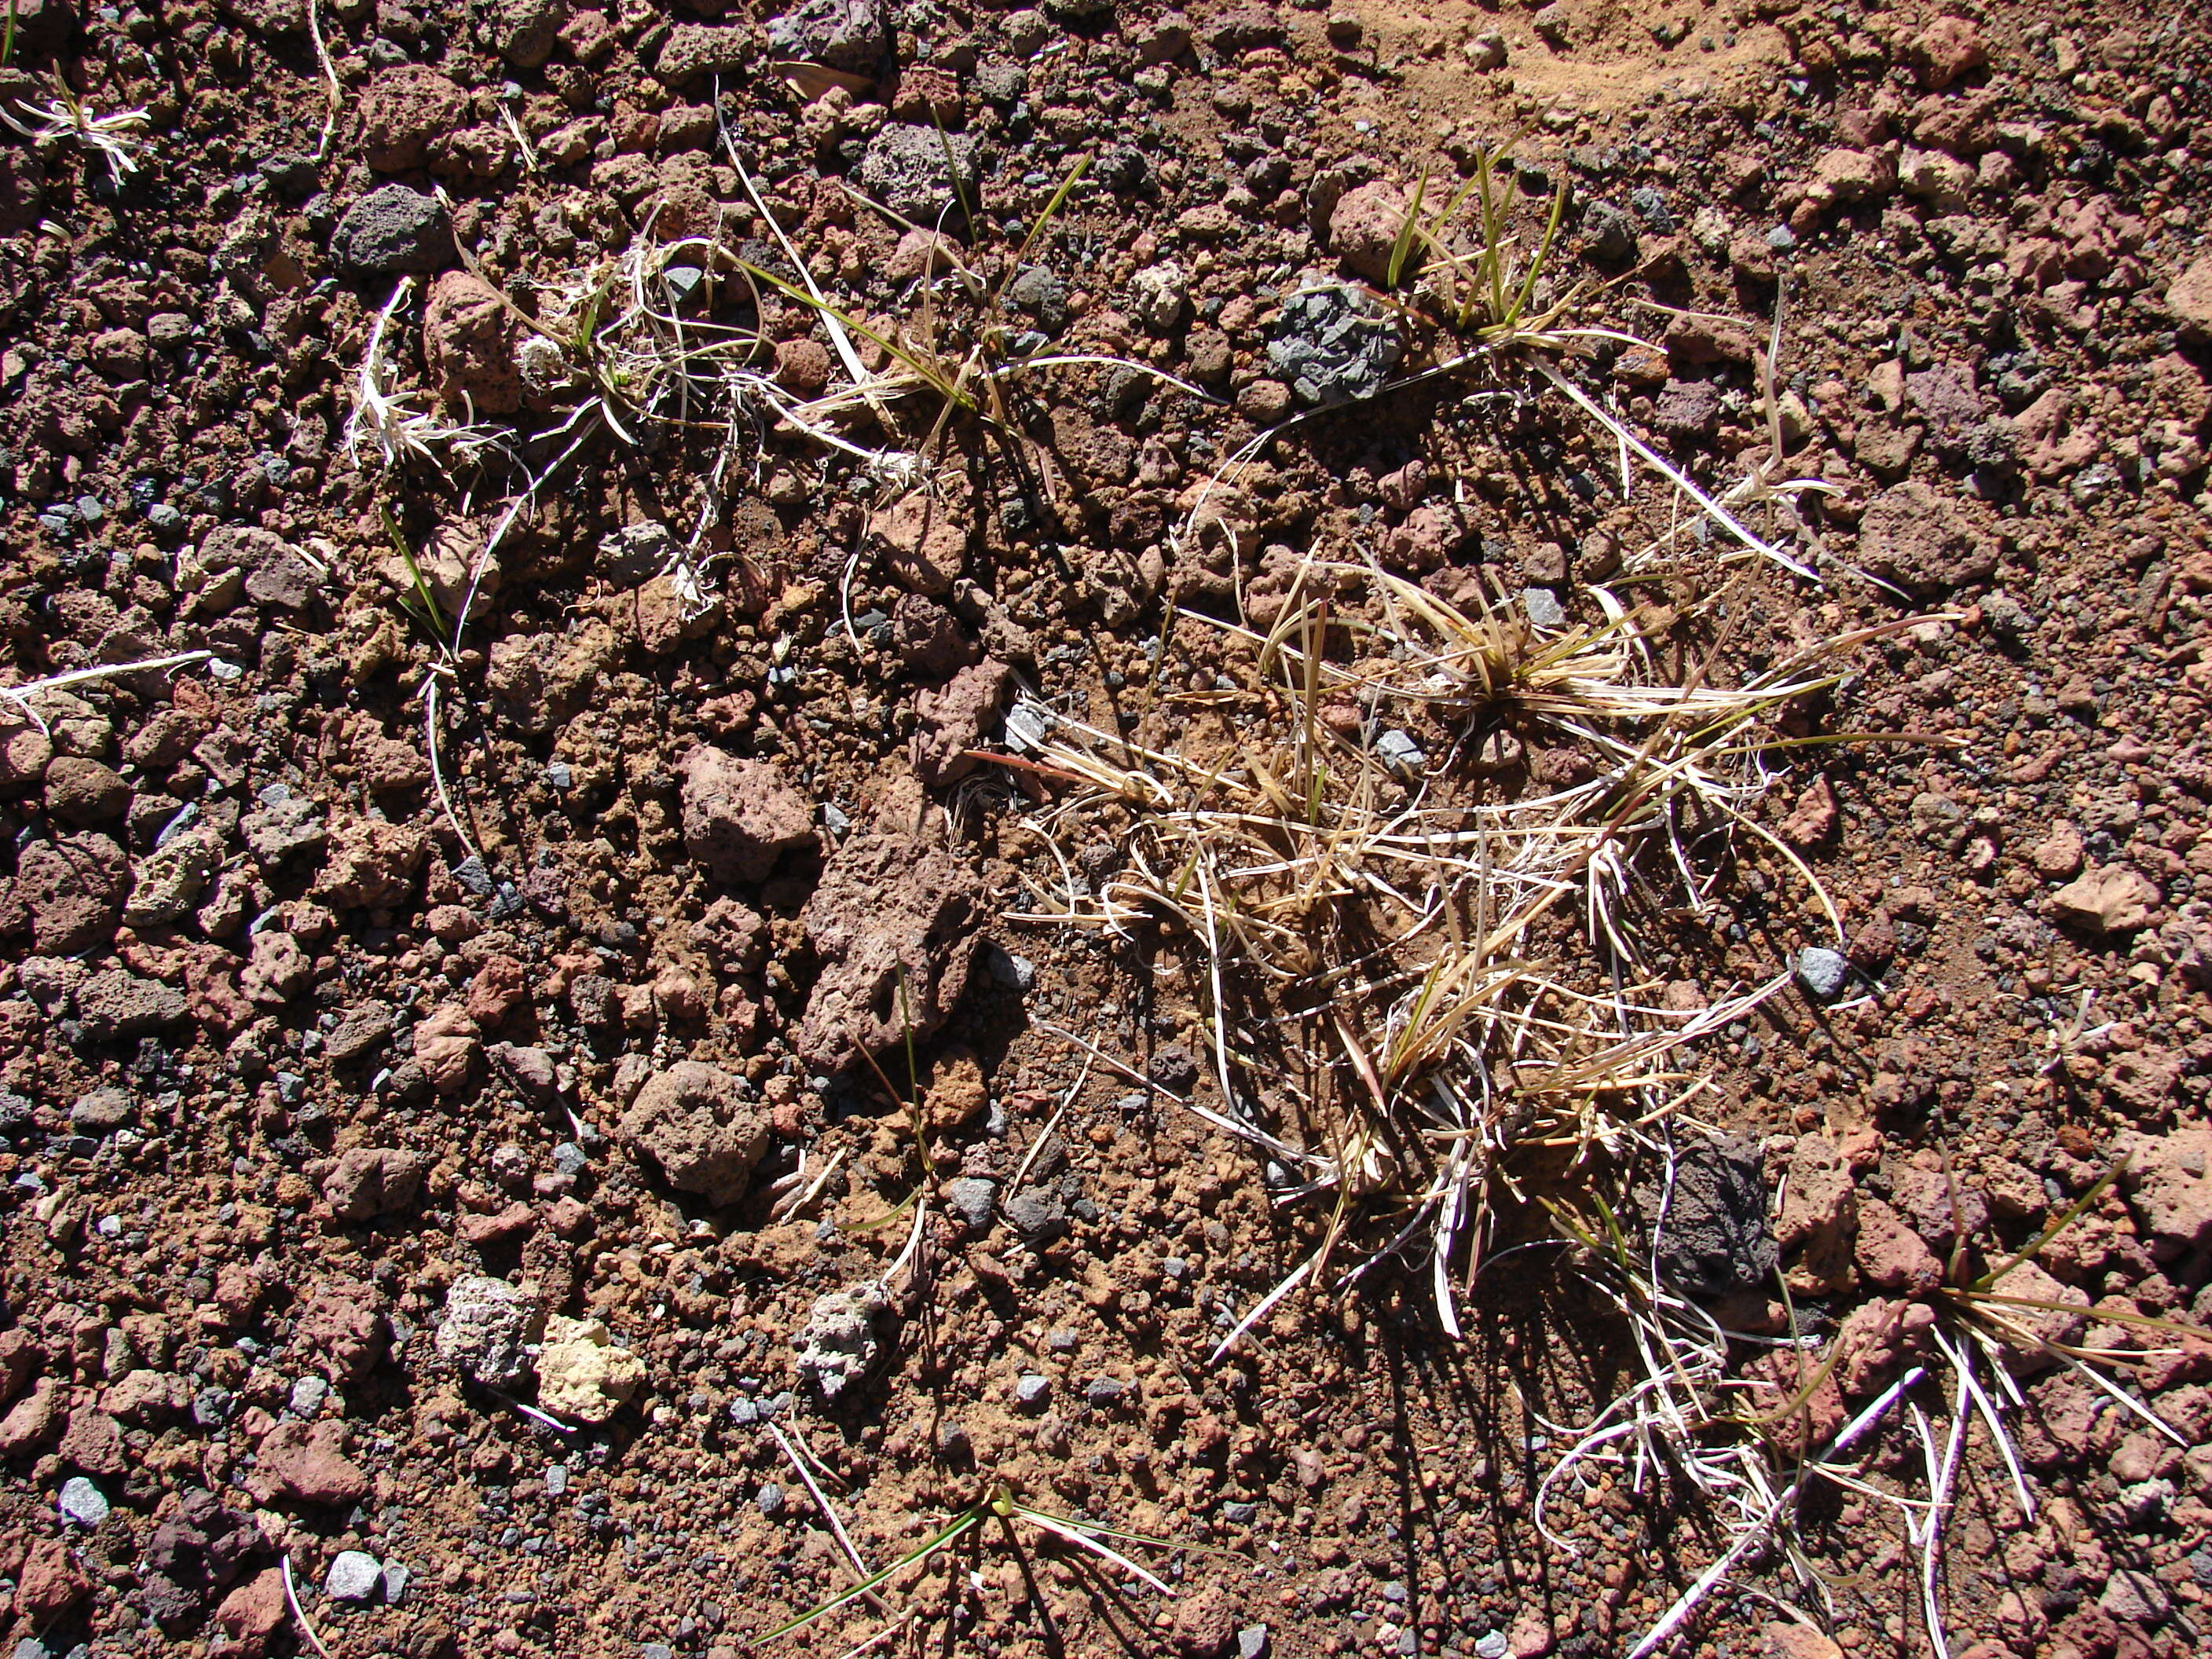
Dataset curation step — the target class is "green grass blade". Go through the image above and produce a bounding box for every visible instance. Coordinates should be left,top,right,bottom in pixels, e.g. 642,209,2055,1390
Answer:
379,506,449,643
735,261,972,408
1386,167,1430,291
1506,178,1569,331
1478,148,1507,327
752,1507,983,1645
997,153,1091,310
1974,1157,2129,1292
932,113,976,228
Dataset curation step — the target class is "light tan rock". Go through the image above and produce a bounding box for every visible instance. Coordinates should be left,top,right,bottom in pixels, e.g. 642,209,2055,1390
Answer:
535,1316,644,1423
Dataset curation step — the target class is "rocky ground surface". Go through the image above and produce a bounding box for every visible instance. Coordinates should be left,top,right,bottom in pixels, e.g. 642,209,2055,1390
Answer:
1,2,2211,1657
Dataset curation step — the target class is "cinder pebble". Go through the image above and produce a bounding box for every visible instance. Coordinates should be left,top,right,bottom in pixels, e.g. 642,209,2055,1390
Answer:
57,1476,108,1527
944,1176,997,1232
325,1550,383,1603
1522,588,1567,630
1796,946,1851,1000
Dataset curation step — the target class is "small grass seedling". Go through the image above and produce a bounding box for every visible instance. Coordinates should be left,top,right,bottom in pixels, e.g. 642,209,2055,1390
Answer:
1,78,149,185
1386,141,1587,354
345,277,512,477
753,1479,1229,1653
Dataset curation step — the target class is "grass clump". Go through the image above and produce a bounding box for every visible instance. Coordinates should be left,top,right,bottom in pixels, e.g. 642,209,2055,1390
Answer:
1009,555,1928,1343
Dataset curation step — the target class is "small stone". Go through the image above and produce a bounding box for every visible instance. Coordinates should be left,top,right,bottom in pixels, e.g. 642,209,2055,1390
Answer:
857,123,980,222
654,23,752,84
1653,378,1723,439
1130,261,1188,332
424,271,525,416
680,748,815,883
1521,588,1566,629
755,1482,786,1517
434,1276,541,1389
1328,180,1411,283
2049,863,2161,934
794,833,988,1072
793,1284,889,1404
324,1550,383,1603
2100,1568,2172,1625
2030,822,2085,881
1581,200,1639,263
2170,255,2212,346
911,658,1013,786
1645,1136,1776,1295
69,1086,133,1134
1013,1375,1052,1409
944,1176,997,1232
288,1375,330,1416
619,1060,768,1207
321,1146,426,1221
57,1476,109,1527
766,0,885,70
1082,1375,1128,1408
1268,283,1403,407
1778,776,1840,848
1795,947,1851,1000
73,969,189,1044
1762,1624,1843,1659
1374,728,1426,777
1002,1185,1068,1243
330,185,453,275
489,0,569,69
1238,1628,1270,1659
1855,481,1998,595
534,1316,646,1423
381,1561,410,1604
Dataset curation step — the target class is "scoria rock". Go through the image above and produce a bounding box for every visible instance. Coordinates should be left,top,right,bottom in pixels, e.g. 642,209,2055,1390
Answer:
294,1278,388,1383
617,1060,767,1206
795,1284,889,1404
15,831,128,953
434,1275,540,1387
2049,863,2161,933
425,271,526,416
795,833,988,1071
679,748,816,882
249,1419,368,1507
1855,482,1998,594
412,1004,481,1094
2119,1128,2212,1260
911,659,1012,786
322,1146,424,1221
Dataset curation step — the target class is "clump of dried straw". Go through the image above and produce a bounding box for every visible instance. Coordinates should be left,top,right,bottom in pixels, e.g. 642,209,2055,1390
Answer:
1009,554,1928,1345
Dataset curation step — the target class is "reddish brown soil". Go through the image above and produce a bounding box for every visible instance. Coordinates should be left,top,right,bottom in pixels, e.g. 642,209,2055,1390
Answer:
0,4,2210,1659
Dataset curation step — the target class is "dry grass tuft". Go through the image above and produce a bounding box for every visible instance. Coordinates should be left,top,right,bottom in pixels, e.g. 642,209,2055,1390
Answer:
1010,553,1932,1344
